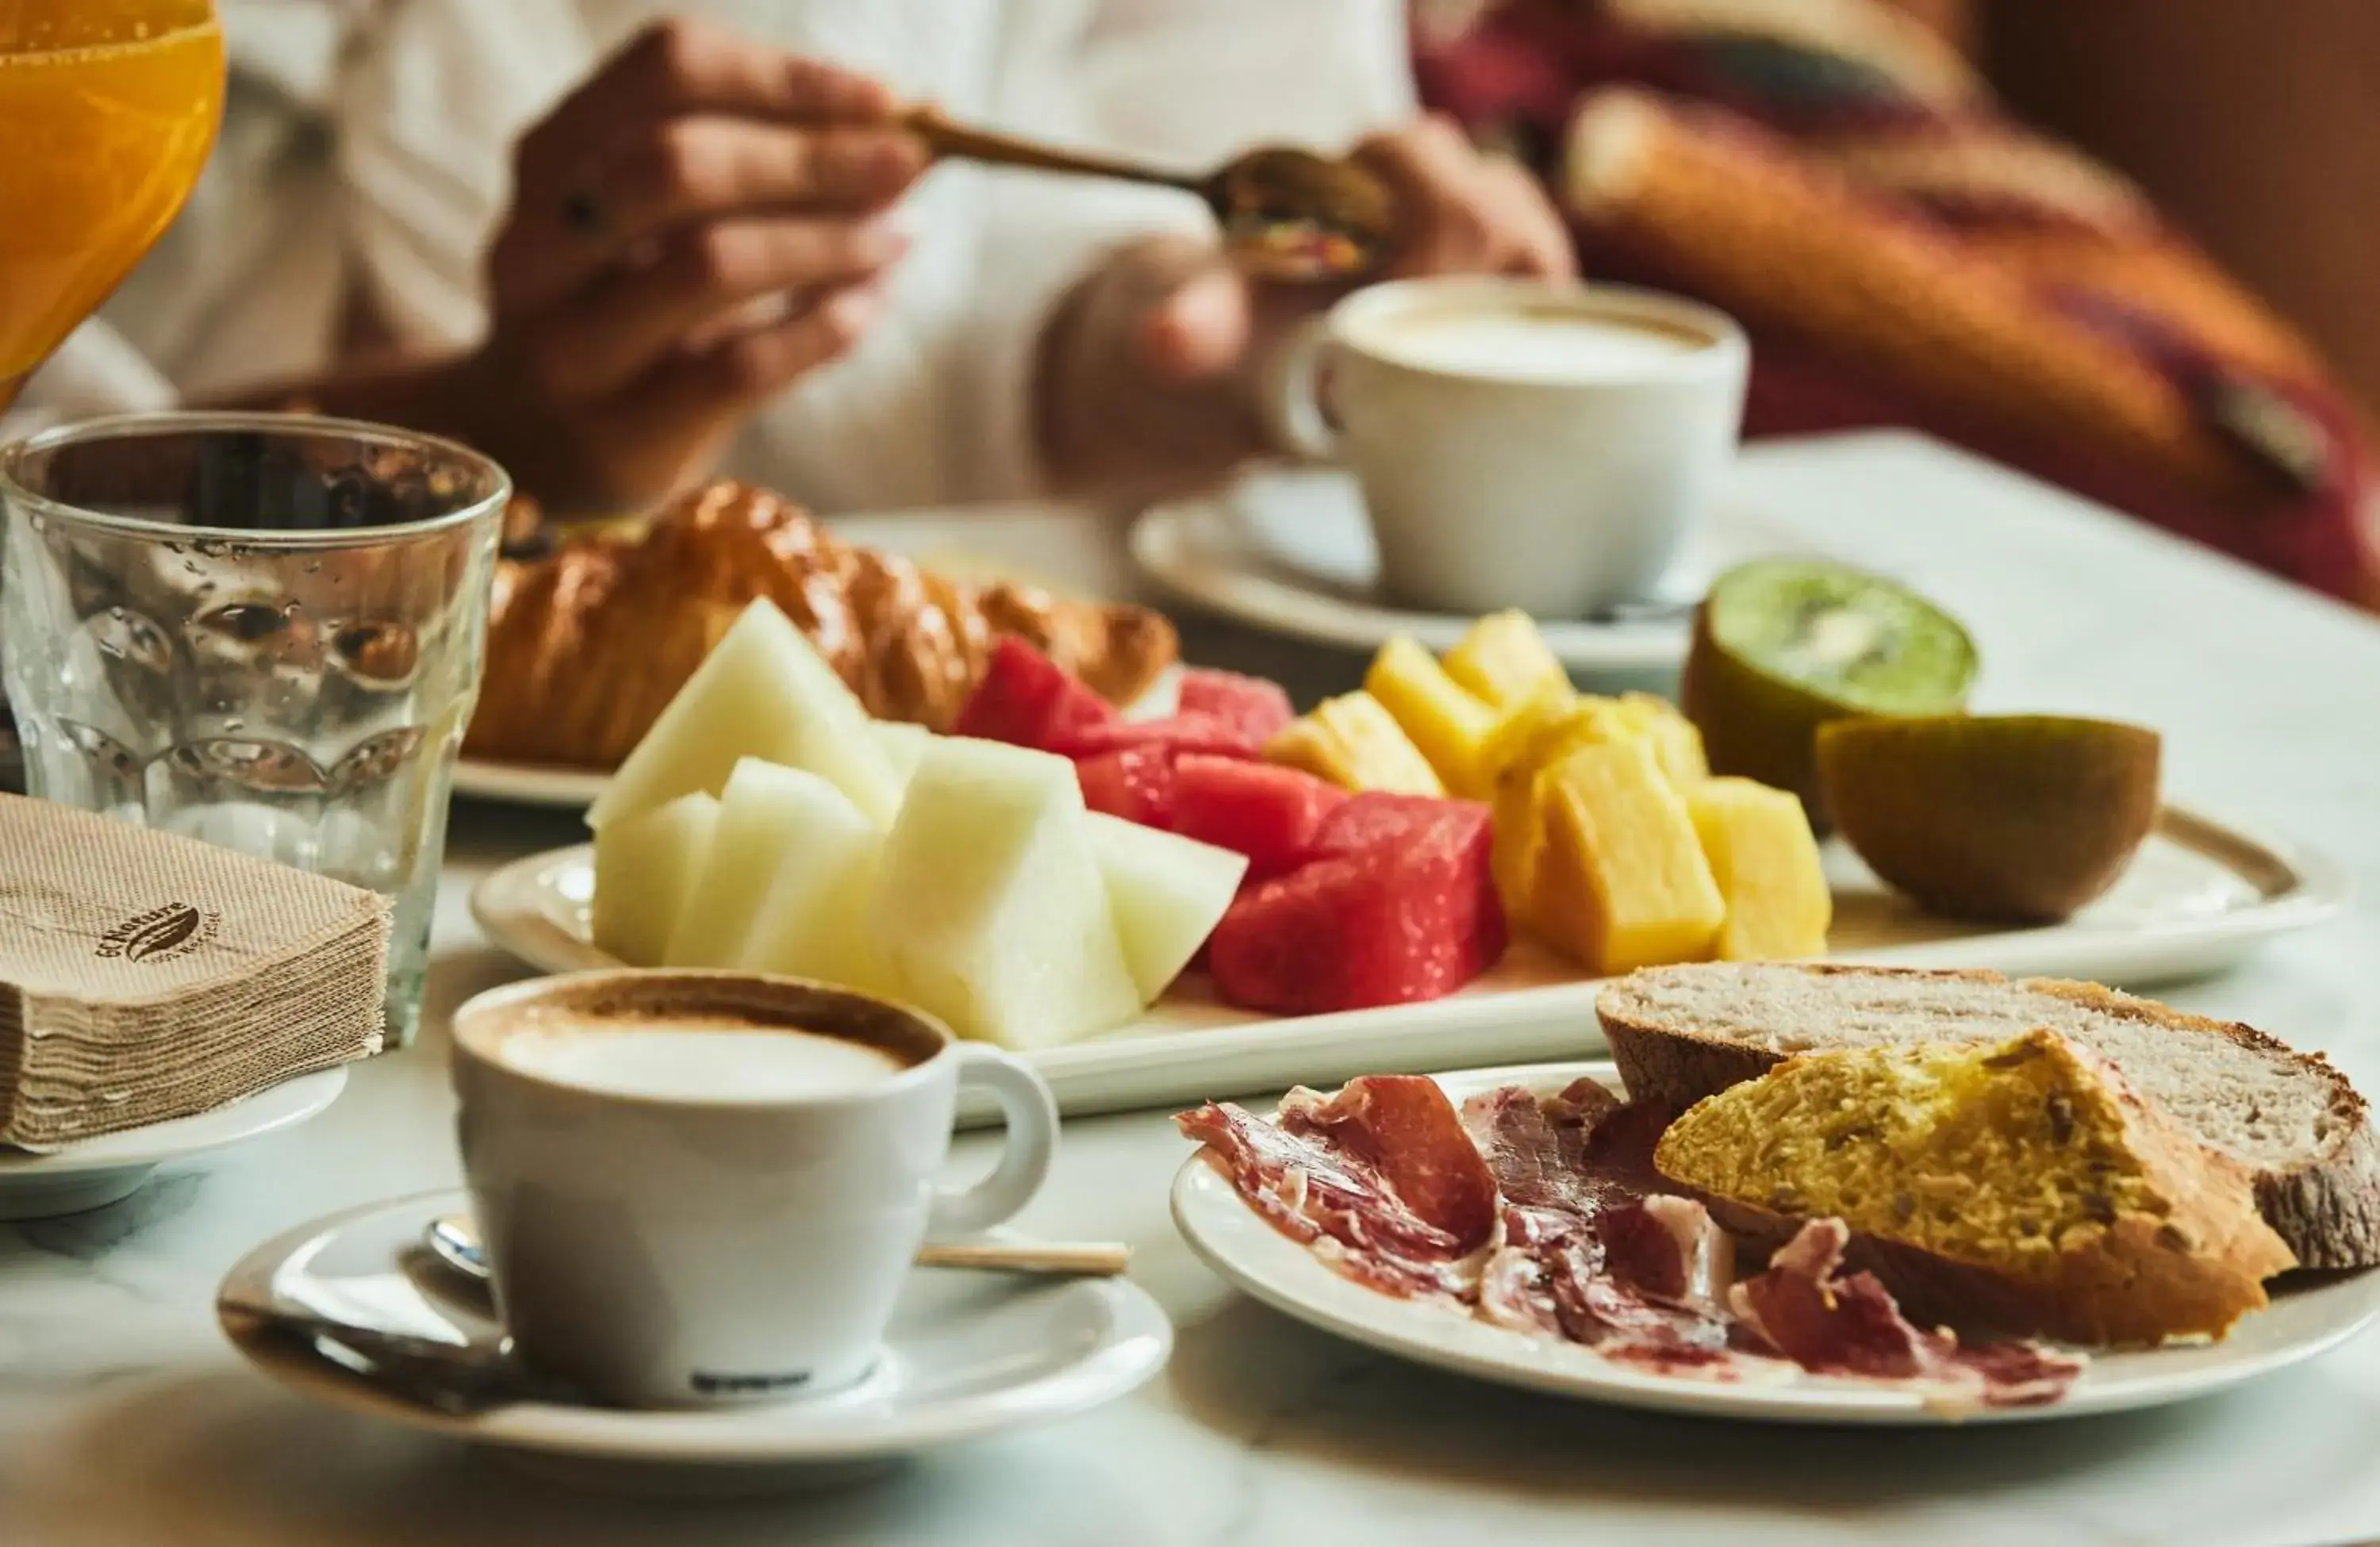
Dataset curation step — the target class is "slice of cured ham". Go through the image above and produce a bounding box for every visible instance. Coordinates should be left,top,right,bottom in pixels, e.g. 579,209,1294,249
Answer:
1733,1219,2085,1409
1461,1083,1737,1368
1278,1075,1500,1253
1176,1077,1493,1298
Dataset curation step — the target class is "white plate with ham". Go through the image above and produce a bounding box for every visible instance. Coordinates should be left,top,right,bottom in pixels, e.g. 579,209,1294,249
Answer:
1170,1063,2380,1423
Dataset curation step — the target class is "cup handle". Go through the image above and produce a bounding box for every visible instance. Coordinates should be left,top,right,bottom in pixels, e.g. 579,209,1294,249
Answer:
928,1043,1060,1239
1258,315,1342,462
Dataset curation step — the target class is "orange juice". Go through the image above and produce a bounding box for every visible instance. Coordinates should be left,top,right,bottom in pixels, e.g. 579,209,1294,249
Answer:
0,1,225,410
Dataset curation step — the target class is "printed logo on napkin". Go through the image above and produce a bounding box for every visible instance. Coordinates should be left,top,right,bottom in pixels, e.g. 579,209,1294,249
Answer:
94,902,222,964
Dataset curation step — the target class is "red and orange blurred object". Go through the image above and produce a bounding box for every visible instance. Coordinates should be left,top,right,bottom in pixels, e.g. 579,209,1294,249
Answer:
1415,0,2380,609
0,0,225,412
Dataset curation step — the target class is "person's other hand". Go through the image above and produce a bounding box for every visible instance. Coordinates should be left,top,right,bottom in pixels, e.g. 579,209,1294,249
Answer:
1040,117,1574,491
1137,116,1576,384
466,19,926,512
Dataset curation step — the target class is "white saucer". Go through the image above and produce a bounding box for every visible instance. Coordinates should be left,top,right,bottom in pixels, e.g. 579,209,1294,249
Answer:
0,1066,347,1220
1173,1061,2380,1426
1130,469,1751,672
218,1192,1173,1491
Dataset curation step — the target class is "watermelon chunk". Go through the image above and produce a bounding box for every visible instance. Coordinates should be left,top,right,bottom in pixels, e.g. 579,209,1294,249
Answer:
953,638,1117,749
1047,712,1261,761
1207,809,1505,1013
1307,792,1490,862
1075,745,1179,829
1177,670,1293,745
1171,755,1348,879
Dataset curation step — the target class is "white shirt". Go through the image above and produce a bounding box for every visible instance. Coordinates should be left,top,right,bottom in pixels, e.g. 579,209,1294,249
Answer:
13,0,1411,511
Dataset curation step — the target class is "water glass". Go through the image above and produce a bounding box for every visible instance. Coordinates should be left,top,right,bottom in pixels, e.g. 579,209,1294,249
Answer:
0,413,509,1046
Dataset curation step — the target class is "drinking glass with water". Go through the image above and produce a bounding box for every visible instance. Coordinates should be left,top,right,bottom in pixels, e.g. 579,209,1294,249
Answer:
0,413,509,1046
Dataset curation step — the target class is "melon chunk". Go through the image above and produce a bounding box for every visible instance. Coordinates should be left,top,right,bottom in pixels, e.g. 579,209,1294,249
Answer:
868,721,936,791
1686,777,1832,960
586,599,901,831
664,759,821,966
591,791,719,966
728,765,889,991
1084,813,1247,1000
869,738,1142,1048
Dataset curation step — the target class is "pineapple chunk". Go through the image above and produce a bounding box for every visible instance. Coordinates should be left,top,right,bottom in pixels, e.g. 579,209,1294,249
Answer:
1264,691,1445,796
1444,609,1572,709
591,791,720,966
1530,739,1725,973
1481,694,1637,793
1490,765,1545,922
1612,693,1710,789
1687,777,1832,960
1364,636,1500,796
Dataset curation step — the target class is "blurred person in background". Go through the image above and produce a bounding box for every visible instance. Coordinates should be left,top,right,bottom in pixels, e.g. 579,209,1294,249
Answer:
8,1,1571,515
1410,0,2380,608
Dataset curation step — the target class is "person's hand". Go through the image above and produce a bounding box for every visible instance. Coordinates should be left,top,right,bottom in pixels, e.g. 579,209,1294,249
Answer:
463,19,926,512
1040,117,1575,493
1138,117,1576,382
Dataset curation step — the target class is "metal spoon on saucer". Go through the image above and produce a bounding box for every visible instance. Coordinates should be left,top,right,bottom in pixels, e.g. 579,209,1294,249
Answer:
904,106,1398,283
425,1213,1130,1283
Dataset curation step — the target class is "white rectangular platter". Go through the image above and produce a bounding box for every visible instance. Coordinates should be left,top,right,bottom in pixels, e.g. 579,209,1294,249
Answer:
468,803,2345,1126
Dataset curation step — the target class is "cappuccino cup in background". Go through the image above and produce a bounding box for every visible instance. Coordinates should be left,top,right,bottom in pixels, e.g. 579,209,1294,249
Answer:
451,970,1059,1410
1266,278,1749,619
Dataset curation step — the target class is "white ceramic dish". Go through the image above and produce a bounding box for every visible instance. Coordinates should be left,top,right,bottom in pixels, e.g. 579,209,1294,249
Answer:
1129,467,1805,671
217,1191,1172,1495
466,803,2346,1124
1173,1061,2380,1425
0,1066,347,1219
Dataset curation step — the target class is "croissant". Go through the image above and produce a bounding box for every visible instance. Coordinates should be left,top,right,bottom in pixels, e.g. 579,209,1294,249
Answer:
464,482,1178,768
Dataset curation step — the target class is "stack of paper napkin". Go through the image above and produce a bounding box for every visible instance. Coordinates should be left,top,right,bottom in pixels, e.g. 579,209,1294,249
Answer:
0,793,389,1150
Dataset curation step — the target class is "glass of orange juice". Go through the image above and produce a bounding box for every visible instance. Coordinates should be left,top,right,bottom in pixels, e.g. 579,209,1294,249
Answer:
0,0,225,412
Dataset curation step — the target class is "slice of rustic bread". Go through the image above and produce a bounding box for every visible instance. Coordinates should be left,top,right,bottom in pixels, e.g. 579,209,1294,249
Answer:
1600,962,2380,1269
1654,1027,2297,1345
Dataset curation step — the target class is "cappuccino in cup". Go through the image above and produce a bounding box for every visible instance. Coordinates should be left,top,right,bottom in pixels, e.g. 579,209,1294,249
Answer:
1266,278,1748,618
451,971,1059,1410
1364,307,1710,384
488,1012,908,1101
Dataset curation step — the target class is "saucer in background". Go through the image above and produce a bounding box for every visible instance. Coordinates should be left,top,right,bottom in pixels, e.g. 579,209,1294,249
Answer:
1130,467,1798,674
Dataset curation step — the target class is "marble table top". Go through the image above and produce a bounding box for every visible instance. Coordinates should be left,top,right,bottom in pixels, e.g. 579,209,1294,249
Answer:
6,432,2380,1547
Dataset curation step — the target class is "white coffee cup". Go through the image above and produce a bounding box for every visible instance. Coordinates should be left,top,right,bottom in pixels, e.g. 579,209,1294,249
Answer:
1267,278,1749,619
450,969,1060,1410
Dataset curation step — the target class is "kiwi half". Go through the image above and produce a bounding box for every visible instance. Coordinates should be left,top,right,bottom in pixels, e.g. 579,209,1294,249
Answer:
1818,714,2162,923
1681,559,1978,816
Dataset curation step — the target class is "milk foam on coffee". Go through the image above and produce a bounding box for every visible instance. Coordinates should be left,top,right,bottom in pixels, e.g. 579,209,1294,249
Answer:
1368,308,1706,385
495,1014,904,1101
